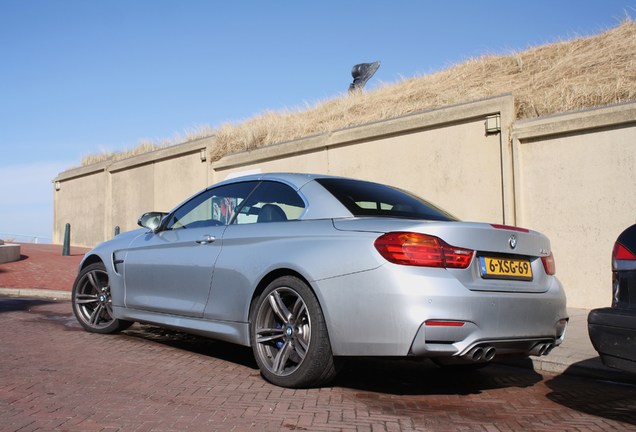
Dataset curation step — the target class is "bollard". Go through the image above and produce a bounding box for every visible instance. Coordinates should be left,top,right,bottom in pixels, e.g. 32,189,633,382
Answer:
114,225,120,237
62,223,71,256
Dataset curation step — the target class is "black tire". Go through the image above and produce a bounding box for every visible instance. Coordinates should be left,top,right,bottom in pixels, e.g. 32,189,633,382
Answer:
250,276,337,388
72,262,133,334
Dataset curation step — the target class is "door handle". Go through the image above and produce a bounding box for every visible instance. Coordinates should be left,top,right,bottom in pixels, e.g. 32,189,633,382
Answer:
195,235,216,244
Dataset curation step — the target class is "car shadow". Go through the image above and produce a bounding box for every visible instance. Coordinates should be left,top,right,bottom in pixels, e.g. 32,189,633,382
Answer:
123,324,259,370
0,297,56,313
333,356,543,395
117,322,562,397
122,324,542,394
545,363,636,426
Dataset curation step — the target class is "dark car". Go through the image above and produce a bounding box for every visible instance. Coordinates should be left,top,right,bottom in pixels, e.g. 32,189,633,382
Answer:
588,224,636,373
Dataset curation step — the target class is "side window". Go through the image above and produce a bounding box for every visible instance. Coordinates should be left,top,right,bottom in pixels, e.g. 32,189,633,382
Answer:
235,181,305,224
165,182,258,230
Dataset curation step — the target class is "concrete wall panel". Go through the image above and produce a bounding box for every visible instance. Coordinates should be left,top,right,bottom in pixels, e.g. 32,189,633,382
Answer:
213,147,329,184
53,169,107,247
110,164,154,234
326,120,504,223
513,104,636,308
54,140,211,246
211,96,515,224
154,151,209,212
213,122,504,223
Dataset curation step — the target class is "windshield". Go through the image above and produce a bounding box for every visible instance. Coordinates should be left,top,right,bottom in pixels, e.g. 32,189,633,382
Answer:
316,178,457,221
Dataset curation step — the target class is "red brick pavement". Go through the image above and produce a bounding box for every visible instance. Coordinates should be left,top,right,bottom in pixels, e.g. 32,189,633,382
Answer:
0,243,89,291
2,246,636,430
1,298,635,432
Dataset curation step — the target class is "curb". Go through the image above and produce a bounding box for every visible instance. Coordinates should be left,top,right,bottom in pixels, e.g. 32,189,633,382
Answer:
0,288,71,300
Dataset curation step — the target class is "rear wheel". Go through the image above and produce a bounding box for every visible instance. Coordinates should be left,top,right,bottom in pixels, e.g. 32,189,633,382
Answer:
250,276,337,388
72,262,133,334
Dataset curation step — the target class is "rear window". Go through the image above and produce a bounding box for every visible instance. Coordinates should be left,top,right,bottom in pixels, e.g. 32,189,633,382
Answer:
316,178,457,221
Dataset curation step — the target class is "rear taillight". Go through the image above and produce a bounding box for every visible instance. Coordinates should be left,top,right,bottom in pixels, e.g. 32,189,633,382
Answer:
374,232,474,268
541,253,556,275
613,242,636,260
611,242,634,306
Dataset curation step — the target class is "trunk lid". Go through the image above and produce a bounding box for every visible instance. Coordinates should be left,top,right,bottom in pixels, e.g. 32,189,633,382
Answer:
333,218,555,293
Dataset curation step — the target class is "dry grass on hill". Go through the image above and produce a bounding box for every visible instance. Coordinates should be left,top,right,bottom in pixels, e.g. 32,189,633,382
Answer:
82,20,636,167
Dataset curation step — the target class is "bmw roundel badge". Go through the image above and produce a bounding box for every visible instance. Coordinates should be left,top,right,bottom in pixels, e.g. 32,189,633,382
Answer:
509,235,517,249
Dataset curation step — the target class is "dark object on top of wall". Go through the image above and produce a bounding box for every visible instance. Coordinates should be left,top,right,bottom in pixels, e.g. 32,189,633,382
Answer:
349,61,380,93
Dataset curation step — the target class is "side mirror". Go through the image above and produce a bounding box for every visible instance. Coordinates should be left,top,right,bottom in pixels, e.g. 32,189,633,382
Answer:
137,212,167,231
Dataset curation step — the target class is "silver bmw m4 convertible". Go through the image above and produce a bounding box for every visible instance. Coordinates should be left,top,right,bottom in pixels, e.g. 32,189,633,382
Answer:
72,173,568,388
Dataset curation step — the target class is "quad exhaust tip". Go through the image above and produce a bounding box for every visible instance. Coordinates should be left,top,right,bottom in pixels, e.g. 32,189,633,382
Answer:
529,342,554,356
462,342,554,362
483,346,497,361
464,345,497,362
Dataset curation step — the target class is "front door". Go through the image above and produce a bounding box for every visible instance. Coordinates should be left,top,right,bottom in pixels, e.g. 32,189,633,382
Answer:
122,181,258,317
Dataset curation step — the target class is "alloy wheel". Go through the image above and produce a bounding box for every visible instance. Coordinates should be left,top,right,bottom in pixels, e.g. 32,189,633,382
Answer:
254,287,311,377
74,267,116,330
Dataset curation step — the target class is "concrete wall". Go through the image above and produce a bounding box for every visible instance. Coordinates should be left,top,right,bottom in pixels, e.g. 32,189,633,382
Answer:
107,146,210,234
54,138,211,246
53,96,636,309
213,95,516,225
53,162,109,247
512,103,636,308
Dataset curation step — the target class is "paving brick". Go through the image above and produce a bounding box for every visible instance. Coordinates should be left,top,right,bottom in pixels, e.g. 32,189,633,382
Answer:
0,243,89,292
1,298,635,432
2,245,636,431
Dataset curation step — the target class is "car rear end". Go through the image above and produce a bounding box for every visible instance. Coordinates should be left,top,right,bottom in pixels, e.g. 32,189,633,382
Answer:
311,177,568,363
588,224,636,373
408,222,566,362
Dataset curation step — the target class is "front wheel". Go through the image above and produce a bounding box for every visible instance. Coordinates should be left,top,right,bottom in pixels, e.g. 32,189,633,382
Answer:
250,276,337,388
72,262,133,334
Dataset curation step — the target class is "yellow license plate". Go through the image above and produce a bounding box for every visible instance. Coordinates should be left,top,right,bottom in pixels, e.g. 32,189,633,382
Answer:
479,256,533,281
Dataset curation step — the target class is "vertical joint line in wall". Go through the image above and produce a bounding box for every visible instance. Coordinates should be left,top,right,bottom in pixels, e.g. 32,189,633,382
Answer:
105,167,113,243
508,131,517,225
498,123,507,225
499,120,512,224
492,104,516,226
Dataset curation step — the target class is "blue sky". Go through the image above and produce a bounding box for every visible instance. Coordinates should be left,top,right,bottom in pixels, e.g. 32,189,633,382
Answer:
1,0,634,242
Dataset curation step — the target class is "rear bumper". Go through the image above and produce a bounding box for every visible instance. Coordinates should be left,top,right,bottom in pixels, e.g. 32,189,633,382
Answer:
317,264,568,357
588,307,636,374
410,320,568,358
